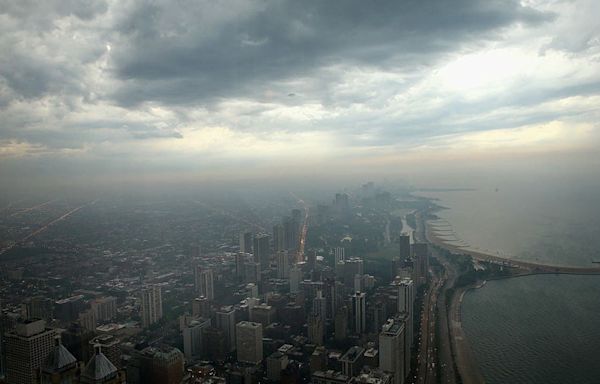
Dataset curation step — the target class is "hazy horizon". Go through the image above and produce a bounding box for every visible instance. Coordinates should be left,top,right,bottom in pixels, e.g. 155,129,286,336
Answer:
1,0,600,195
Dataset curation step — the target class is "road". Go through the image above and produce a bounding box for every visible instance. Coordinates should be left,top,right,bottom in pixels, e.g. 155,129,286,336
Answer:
0,201,91,256
432,248,459,384
290,192,309,263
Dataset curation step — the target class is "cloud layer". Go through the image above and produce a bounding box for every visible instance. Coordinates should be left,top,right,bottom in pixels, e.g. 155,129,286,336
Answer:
1,0,599,183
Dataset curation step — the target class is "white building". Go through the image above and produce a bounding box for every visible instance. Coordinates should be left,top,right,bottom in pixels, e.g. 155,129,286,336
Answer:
140,285,163,328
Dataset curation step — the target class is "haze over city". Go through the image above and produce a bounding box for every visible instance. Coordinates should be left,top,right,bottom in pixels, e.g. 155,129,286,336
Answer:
1,1,600,384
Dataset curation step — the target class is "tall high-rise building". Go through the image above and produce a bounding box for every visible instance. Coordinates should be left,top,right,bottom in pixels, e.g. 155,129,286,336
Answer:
334,193,350,214
91,297,117,323
215,306,237,352
312,290,327,319
273,224,285,253
182,317,211,360
20,296,53,321
276,251,290,279
140,285,163,328
282,216,299,252
253,234,271,270
351,292,366,334
79,308,97,332
344,258,364,287
245,262,261,284
5,319,56,384
399,234,410,260
289,265,302,293
379,315,408,384
412,243,429,286
235,252,247,281
334,247,345,264
334,306,349,342
192,296,211,319
249,304,276,327
307,314,324,345
194,267,214,300
236,321,263,364
394,278,415,355
266,352,289,382
340,346,365,378
239,231,253,254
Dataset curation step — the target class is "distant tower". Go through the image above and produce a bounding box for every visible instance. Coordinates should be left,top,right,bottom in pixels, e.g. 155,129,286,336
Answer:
399,234,410,260
5,319,56,384
240,231,253,253
192,296,211,318
273,224,285,253
289,265,302,293
194,266,214,300
236,321,263,364
235,252,247,281
412,243,429,286
351,292,366,334
334,247,345,264
253,234,271,270
140,285,163,328
276,251,290,279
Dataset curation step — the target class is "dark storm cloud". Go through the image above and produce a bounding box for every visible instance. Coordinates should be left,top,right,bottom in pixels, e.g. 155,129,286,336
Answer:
109,0,552,106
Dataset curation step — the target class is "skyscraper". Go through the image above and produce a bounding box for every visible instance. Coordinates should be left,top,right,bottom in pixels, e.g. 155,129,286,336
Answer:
394,278,415,351
312,290,327,319
289,265,302,293
253,234,271,270
399,234,410,260
215,306,237,352
273,224,285,252
334,306,349,342
236,321,263,364
308,314,324,345
351,292,366,334
140,285,163,328
276,251,290,279
379,315,408,384
5,319,56,384
239,231,253,254
194,266,214,300
334,247,345,264
412,243,429,286
182,317,211,360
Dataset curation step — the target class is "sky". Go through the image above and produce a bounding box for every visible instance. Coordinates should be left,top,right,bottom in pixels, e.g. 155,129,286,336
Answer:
1,0,599,191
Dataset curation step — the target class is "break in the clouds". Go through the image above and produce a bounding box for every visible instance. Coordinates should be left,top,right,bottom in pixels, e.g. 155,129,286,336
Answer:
1,0,600,181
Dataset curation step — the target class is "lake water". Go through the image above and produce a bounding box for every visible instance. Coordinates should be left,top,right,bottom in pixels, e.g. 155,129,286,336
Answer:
417,177,600,383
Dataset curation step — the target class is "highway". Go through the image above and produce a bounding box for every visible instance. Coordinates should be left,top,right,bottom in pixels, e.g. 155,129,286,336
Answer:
0,201,91,256
290,192,309,263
